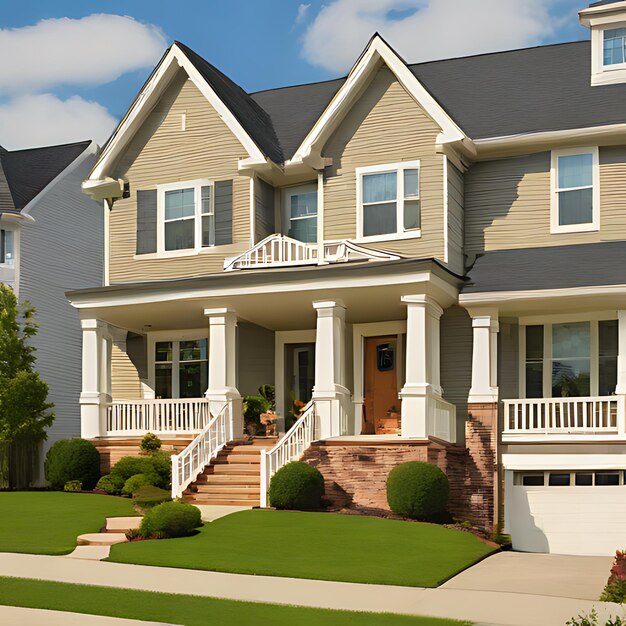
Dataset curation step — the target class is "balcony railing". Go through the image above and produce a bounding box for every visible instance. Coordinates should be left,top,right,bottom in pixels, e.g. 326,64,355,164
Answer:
503,396,625,440
106,399,211,436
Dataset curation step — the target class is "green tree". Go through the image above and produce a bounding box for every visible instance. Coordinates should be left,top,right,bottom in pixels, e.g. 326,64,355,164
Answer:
0,284,54,488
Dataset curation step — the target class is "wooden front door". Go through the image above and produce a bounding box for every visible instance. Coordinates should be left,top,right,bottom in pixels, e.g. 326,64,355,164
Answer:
363,336,401,435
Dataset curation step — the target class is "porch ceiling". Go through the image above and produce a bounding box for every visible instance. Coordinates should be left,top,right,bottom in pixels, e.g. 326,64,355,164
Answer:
67,260,460,333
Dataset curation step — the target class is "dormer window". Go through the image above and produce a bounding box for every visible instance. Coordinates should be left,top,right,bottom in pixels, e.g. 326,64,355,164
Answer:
604,27,626,65
0,229,14,266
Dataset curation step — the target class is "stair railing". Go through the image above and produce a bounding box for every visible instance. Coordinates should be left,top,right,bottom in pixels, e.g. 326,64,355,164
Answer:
259,401,317,507
171,400,232,499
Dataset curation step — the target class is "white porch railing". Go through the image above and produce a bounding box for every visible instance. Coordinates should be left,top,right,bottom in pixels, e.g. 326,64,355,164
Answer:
503,396,625,438
259,401,317,507
106,399,211,436
171,400,233,499
426,395,457,442
225,235,318,271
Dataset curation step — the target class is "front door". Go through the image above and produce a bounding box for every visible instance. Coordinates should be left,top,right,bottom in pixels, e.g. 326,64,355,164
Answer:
363,336,401,434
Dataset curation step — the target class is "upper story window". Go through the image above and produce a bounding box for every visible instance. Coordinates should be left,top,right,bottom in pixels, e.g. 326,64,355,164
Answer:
157,179,213,252
283,184,317,244
356,161,420,241
0,229,15,266
550,148,599,234
604,27,626,66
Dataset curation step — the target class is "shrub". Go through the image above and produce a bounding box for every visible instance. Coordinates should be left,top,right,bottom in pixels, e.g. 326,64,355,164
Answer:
269,461,324,510
139,501,202,539
63,480,82,492
110,451,171,489
96,473,125,495
567,608,625,626
132,485,171,511
140,433,161,453
386,461,449,519
44,438,101,490
600,551,626,603
122,473,157,496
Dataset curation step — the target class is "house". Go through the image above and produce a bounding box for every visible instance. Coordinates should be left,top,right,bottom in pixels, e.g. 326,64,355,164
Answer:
67,0,626,556
0,140,103,483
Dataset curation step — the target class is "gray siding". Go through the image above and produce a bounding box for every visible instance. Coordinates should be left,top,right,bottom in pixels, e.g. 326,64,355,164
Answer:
18,150,103,477
499,321,519,401
136,189,157,254
440,306,472,445
237,322,275,397
447,161,464,275
214,180,233,246
255,177,275,242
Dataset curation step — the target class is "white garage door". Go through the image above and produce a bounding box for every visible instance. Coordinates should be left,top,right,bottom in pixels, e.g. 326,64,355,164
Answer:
507,470,626,556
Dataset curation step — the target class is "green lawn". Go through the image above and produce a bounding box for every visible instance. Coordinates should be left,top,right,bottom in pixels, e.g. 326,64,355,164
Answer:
0,577,468,626
110,509,495,587
0,492,136,555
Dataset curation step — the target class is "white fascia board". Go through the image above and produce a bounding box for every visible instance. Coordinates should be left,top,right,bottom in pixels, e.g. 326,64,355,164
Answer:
288,35,467,166
90,45,265,182
503,453,626,471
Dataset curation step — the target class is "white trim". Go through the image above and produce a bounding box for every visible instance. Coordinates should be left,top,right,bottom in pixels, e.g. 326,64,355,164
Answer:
103,199,111,286
550,147,599,234
90,44,266,182
355,160,421,241
249,175,255,247
503,453,626,471
281,182,318,242
156,178,213,255
443,154,449,265
317,171,324,260
288,35,466,167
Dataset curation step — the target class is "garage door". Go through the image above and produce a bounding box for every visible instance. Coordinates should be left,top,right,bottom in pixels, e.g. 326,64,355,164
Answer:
506,470,626,556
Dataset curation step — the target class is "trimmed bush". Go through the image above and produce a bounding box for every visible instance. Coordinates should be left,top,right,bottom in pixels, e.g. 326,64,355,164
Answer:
63,480,82,492
386,461,449,519
140,433,162,453
139,501,202,539
601,551,626,603
110,451,171,489
269,461,324,510
122,473,157,496
96,473,125,495
44,438,101,490
132,485,172,511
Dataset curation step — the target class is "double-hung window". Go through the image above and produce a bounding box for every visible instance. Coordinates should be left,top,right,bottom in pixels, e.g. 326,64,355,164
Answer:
283,184,317,243
154,338,208,399
0,229,14,266
551,148,599,234
357,161,420,240
158,179,213,253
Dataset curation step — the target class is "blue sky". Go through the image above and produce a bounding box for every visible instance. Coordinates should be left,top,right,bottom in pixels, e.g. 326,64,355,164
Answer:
0,0,588,149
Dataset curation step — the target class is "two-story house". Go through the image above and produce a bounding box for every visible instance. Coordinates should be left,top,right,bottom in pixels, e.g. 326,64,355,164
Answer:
0,140,102,484
68,0,626,555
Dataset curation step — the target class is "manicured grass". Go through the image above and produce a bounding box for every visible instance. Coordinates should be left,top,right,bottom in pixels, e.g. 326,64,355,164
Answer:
0,492,136,555
110,509,495,587
0,577,469,626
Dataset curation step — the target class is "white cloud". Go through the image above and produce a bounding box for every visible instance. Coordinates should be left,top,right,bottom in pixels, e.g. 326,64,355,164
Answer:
301,0,560,73
0,94,117,150
296,4,312,25
0,14,166,93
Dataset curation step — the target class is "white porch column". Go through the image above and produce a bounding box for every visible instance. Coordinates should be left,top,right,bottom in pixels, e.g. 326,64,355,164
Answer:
80,319,111,439
312,300,351,439
399,295,443,438
616,311,626,396
204,308,243,439
468,309,499,403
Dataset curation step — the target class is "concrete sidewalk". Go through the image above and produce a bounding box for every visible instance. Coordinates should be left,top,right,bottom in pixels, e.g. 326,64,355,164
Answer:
0,552,622,626
0,605,170,625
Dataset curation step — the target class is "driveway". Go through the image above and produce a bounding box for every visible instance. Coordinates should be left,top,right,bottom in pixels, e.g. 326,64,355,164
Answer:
442,551,613,601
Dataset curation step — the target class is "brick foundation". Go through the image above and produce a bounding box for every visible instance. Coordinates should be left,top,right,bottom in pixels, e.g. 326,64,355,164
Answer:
302,403,499,531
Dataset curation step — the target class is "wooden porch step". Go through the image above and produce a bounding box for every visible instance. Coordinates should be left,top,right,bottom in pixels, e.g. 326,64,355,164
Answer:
204,465,260,476
183,496,260,506
193,485,260,495
214,455,260,465
223,447,263,456
196,474,261,485
185,490,260,501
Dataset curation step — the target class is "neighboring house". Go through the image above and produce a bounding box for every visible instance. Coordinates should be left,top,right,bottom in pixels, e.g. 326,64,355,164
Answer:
68,1,626,555
0,141,103,482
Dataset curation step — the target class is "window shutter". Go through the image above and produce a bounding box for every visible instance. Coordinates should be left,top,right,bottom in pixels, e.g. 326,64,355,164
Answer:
214,180,233,246
136,189,157,254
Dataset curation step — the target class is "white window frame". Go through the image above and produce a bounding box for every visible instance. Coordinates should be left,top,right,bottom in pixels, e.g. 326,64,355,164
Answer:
156,179,214,255
590,21,626,85
355,160,421,243
0,227,16,267
282,183,318,243
550,147,600,235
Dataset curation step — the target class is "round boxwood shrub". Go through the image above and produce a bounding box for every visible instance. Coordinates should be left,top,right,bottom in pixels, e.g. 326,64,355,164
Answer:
63,480,82,492
139,501,202,539
122,473,157,496
132,485,171,511
269,461,324,510
96,473,125,495
140,432,162,453
45,438,101,490
386,461,449,519
110,452,171,489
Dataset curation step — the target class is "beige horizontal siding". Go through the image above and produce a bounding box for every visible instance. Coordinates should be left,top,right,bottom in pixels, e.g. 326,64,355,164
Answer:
322,66,445,260
111,343,143,400
465,147,626,254
109,70,251,283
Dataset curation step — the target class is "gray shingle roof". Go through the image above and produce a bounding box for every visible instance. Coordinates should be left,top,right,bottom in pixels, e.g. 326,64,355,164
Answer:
0,141,90,214
463,241,626,293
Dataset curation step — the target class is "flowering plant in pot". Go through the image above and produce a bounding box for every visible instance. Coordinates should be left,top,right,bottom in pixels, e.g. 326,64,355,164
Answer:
260,410,278,436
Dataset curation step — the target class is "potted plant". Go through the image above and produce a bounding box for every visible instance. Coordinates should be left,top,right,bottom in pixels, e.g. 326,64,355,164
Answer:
260,410,278,436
